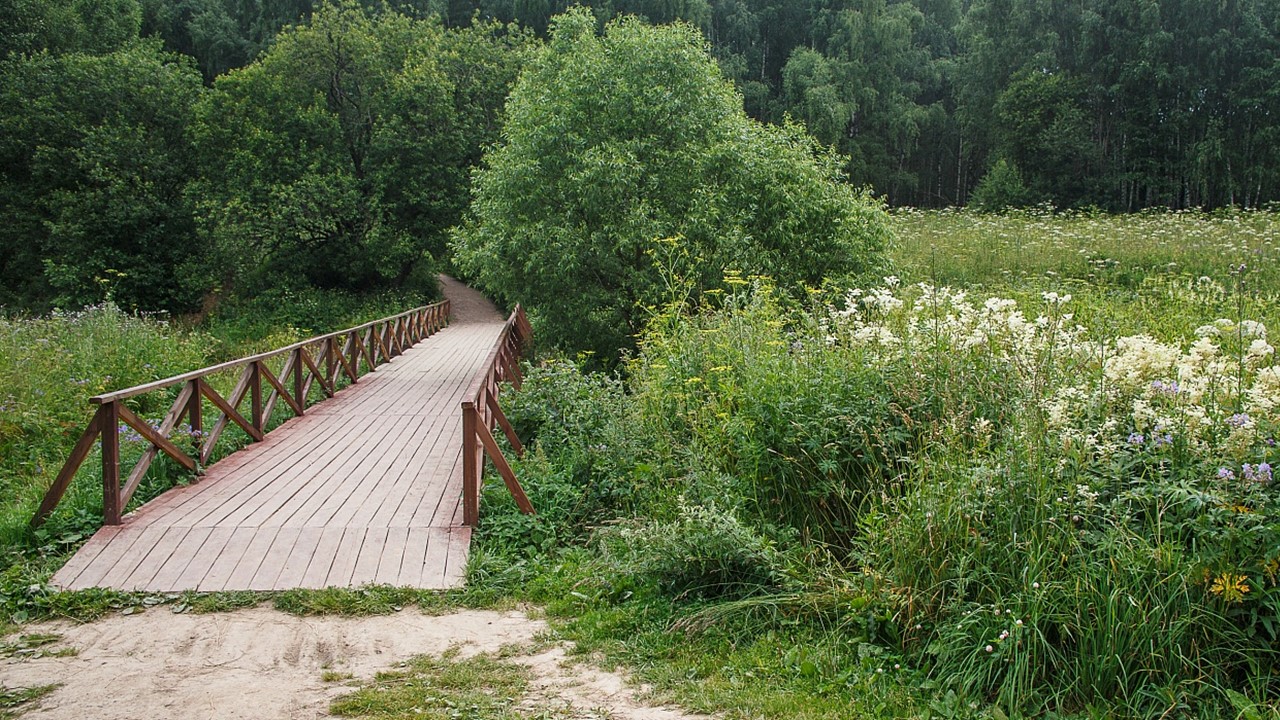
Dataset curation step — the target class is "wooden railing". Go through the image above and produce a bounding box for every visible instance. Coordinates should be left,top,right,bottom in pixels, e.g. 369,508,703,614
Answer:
461,305,535,526
31,301,451,528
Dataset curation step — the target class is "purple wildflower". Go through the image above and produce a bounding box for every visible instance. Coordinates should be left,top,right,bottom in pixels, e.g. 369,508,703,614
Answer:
1153,433,1173,448
1256,463,1274,484
1127,432,1145,445
1218,467,1237,481
1227,413,1252,429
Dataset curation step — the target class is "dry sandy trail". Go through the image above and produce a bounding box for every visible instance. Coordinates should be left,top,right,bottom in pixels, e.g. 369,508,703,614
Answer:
0,606,703,720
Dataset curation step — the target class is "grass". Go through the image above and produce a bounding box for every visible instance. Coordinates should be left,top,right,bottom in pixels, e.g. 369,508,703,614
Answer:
329,648,534,719
467,209,1280,719
0,684,57,719
891,207,1280,340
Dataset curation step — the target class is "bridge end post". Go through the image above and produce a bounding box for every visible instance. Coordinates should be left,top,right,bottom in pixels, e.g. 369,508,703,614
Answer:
102,401,122,525
462,401,480,526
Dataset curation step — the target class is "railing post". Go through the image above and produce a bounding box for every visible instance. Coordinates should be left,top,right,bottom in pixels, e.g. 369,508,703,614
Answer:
462,402,480,526
187,379,202,459
250,361,263,433
102,401,122,525
293,349,305,414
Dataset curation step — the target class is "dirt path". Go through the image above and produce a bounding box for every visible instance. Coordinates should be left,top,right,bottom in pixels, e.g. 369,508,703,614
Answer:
439,274,504,325
0,606,704,720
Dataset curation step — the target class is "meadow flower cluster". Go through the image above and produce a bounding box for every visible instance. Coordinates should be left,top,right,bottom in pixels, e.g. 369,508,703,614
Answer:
828,281,1278,466
814,280,1280,711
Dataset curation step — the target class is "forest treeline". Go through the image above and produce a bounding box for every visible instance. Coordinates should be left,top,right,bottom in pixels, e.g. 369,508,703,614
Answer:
2,0,1278,315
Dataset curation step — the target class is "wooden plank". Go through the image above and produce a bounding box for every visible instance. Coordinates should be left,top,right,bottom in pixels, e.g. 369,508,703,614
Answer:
443,525,471,588
119,525,190,590
220,527,280,591
73,524,167,590
375,527,409,585
422,527,452,589
196,528,258,591
49,525,120,589
145,525,213,592
273,526,322,589
348,527,388,587
323,527,366,588
400,527,431,588
300,526,346,589
199,365,256,464
248,527,301,590
102,402,122,525
171,525,234,591
477,421,534,515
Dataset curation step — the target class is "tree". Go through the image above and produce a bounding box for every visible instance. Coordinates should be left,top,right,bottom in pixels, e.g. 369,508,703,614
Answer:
0,42,205,311
451,8,890,361
1,0,142,58
192,2,532,297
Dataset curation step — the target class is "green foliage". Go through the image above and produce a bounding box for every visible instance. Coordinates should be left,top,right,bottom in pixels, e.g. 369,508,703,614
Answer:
193,2,531,300
598,499,790,600
1,0,141,58
0,305,210,546
479,360,643,555
470,213,1280,716
0,42,206,312
0,682,57,718
452,8,890,361
969,158,1032,212
273,586,422,616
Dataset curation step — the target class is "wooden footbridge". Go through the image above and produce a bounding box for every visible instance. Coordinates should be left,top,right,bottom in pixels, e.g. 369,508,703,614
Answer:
37,277,534,592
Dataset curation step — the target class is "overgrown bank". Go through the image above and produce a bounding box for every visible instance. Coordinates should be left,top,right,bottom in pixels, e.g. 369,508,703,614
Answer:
474,210,1280,718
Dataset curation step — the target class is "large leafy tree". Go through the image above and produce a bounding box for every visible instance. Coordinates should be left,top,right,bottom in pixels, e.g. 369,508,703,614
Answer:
452,8,890,361
0,42,205,311
193,1,531,296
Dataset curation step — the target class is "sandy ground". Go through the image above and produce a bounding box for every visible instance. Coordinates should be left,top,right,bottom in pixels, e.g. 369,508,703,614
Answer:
0,606,703,720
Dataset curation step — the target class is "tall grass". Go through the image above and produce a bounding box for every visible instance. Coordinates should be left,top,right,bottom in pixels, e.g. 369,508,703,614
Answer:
479,210,1280,717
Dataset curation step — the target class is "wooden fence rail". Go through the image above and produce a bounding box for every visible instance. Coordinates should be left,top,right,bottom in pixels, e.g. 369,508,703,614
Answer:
31,301,451,529
461,305,535,526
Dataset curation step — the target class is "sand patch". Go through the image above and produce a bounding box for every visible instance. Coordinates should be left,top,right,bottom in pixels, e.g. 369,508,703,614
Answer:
0,606,704,719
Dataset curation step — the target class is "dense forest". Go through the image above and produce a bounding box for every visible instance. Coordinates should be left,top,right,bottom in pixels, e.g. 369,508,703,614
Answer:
2,0,1279,315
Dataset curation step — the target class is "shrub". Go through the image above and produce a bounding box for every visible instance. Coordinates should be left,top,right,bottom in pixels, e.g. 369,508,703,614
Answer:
599,499,790,600
452,8,890,362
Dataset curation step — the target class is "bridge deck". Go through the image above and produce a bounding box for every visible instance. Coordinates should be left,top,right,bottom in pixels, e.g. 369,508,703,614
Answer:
51,278,504,592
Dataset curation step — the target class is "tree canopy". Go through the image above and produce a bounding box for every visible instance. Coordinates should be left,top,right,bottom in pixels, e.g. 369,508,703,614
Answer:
452,8,890,361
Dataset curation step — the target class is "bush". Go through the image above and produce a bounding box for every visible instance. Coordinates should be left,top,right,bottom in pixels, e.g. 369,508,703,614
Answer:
599,499,790,600
452,8,890,362
970,157,1032,212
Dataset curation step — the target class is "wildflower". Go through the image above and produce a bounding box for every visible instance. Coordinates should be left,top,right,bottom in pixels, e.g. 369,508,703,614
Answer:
1032,582,1040,589
1227,413,1253,429
985,645,994,653
1208,572,1250,603
1218,468,1236,481
1244,463,1273,484
1152,433,1173,448
1127,432,1144,445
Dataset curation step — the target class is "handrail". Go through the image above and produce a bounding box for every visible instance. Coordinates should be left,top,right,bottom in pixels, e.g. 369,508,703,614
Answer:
31,301,451,528
461,305,535,526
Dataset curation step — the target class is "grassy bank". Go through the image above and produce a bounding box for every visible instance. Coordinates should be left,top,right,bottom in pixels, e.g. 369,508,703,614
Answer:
471,209,1280,719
